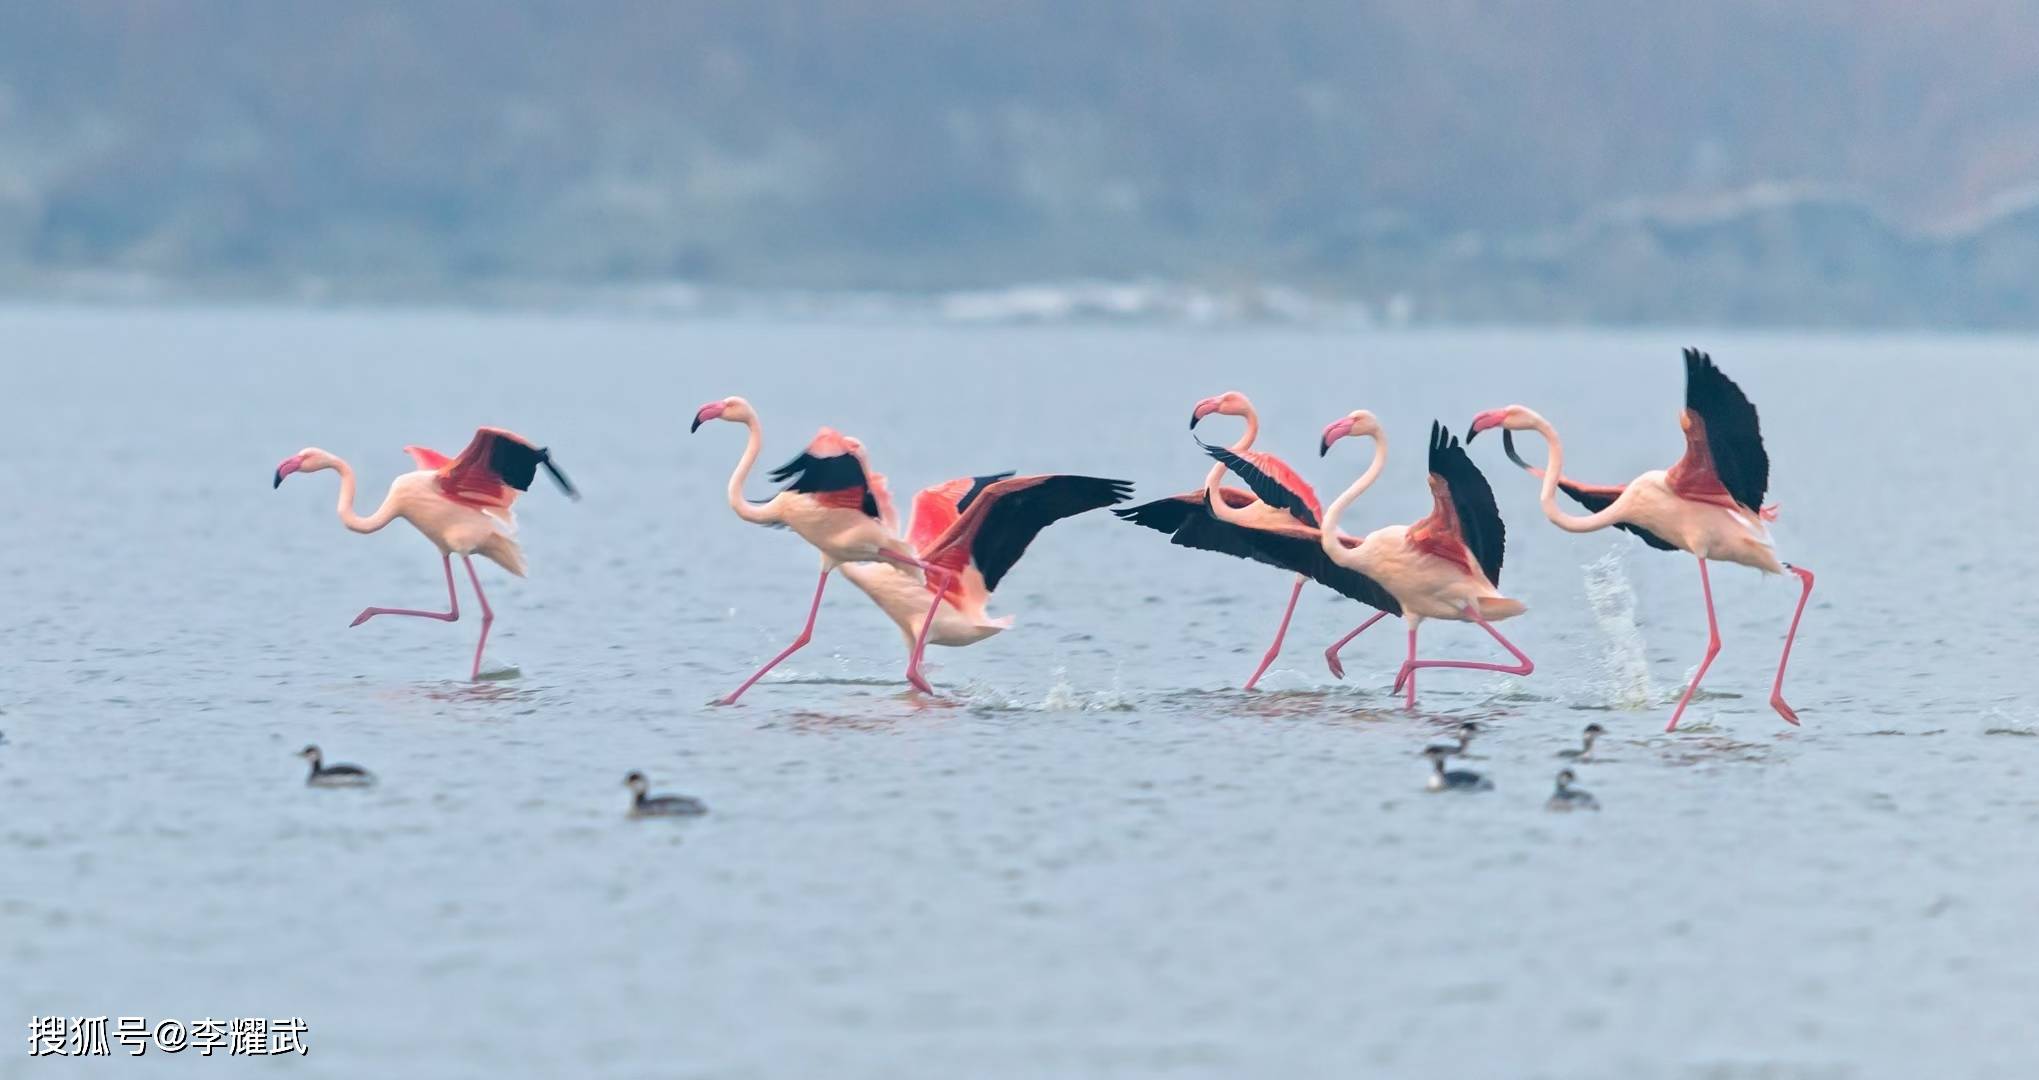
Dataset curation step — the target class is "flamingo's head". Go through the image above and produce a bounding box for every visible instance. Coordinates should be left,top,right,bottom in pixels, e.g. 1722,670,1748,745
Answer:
1188,391,1251,430
624,771,649,795
1582,722,1606,739
691,396,754,433
273,448,337,488
1318,409,1382,456
1556,768,1577,788
297,745,322,765
1466,405,1534,442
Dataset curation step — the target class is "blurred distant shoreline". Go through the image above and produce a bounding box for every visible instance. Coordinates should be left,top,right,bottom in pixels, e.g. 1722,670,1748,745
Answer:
8,186,2037,329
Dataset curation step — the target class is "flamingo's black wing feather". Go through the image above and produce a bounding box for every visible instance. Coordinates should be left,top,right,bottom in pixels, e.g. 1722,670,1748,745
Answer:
766,451,880,519
1685,348,1769,512
1427,421,1506,585
963,476,1132,591
1196,437,1318,528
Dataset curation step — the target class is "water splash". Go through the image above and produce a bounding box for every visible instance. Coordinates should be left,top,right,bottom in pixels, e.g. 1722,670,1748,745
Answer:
1581,548,1655,708
1038,667,1134,713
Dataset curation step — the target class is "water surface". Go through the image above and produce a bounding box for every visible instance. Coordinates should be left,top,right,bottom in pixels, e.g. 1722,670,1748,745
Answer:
3,307,2035,1078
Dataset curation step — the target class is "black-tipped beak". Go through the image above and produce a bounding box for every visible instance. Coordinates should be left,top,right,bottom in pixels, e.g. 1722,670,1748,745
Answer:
272,468,284,489
1319,438,1332,458
690,415,705,433
1465,424,1481,443
1187,413,1202,431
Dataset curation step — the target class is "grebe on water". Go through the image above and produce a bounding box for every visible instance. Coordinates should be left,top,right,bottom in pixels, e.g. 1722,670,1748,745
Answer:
1545,769,1599,811
1557,723,1605,760
625,772,708,818
1424,720,1481,758
299,745,373,787
1424,746,1493,792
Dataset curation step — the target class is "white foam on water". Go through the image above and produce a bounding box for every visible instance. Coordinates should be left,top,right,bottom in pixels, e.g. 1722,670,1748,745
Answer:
1581,547,1655,709
1037,666,1134,713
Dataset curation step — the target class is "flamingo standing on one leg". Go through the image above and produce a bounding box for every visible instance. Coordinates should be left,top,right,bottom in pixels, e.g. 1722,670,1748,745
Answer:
1467,348,1813,732
1208,416,1531,708
1114,391,1394,688
692,396,950,703
273,428,579,680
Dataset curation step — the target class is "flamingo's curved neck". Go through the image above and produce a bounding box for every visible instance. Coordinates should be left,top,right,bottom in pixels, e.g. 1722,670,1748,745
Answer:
1523,413,1622,534
1201,404,1262,523
331,457,400,534
1319,431,1387,556
726,415,778,525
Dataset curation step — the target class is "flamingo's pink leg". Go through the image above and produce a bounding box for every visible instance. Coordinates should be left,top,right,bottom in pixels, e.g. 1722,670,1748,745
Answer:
1393,604,1534,694
1243,574,1306,690
902,568,956,695
1402,621,1419,708
1666,556,1722,732
349,554,459,626
461,555,495,682
717,564,831,705
1324,611,1390,680
1768,564,1815,726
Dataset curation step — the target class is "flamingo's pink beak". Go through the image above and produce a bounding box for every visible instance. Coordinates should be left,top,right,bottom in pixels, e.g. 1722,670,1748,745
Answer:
1188,397,1223,429
1319,417,1356,456
272,454,304,489
1466,409,1509,442
690,401,726,433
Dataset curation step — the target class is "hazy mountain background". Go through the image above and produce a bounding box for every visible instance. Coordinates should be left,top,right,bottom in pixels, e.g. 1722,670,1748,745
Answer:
5,2,2039,326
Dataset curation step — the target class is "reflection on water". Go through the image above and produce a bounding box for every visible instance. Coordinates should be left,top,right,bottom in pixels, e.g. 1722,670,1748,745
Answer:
3,308,2037,1078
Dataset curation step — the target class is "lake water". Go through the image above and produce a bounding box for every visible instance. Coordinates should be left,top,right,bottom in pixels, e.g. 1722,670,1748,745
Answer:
3,306,2036,1079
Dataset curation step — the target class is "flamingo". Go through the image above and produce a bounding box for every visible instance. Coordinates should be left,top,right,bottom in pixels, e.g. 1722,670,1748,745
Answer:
272,427,579,680
693,396,1130,704
1206,417,1531,708
1114,392,1398,688
1466,348,1813,732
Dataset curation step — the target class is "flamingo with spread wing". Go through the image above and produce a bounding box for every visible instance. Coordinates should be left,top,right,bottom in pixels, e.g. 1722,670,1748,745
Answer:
1468,348,1813,731
1115,391,1399,688
273,427,579,680
1208,417,1530,708
694,396,1130,703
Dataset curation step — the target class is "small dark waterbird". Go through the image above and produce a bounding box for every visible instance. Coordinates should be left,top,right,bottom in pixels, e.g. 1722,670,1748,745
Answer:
1545,769,1600,812
1424,745,1493,792
299,745,373,788
625,772,707,818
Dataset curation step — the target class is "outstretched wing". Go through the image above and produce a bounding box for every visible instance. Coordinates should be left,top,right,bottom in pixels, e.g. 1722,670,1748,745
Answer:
908,472,1016,552
436,427,579,509
1197,512,1401,614
1177,447,1401,613
767,429,882,520
923,474,1132,591
1424,421,1505,586
1501,429,1680,552
1683,348,1769,512
1113,488,1256,534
